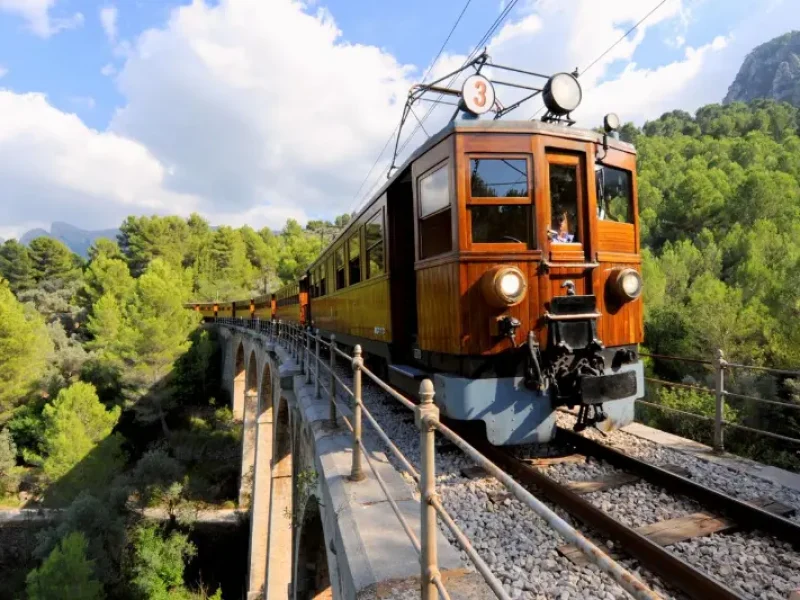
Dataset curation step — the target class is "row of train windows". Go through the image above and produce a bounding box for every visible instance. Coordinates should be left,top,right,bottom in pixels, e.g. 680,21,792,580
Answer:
418,158,634,258
309,209,385,298
277,295,299,307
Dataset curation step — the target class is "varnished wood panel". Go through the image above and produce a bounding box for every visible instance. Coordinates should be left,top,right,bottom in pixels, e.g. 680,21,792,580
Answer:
312,277,392,343
459,260,542,355
416,262,460,354
596,221,636,254
275,303,302,323
592,262,644,346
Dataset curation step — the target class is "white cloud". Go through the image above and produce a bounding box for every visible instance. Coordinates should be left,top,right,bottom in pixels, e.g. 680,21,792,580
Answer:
0,65,7,79
111,0,415,221
101,63,116,77
0,0,83,37
0,91,199,231
100,5,117,43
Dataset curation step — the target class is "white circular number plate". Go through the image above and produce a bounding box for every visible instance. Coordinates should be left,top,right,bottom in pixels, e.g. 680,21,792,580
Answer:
461,74,495,115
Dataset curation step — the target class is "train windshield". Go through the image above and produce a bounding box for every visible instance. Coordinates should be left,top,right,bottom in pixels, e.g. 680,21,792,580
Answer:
596,164,633,223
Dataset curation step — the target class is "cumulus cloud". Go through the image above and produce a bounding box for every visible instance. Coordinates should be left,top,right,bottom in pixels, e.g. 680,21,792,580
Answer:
0,91,199,232
100,63,116,77
100,5,117,43
111,0,416,221
0,65,7,78
0,0,83,37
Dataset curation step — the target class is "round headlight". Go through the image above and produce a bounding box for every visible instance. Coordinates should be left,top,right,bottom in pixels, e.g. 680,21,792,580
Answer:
612,268,642,301
543,72,582,116
481,266,527,308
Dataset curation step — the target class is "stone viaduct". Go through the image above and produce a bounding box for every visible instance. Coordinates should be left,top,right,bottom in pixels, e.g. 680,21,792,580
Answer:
216,323,486,600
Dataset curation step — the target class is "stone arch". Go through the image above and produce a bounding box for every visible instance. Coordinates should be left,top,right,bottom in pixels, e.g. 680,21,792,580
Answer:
293,496,331,600
239,349,261,506
267,397,293,599
246,350,259,393
259,362,273,416
232,341,246,420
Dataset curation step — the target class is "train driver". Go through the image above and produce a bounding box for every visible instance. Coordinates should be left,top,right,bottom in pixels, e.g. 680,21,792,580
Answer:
549,210,575,243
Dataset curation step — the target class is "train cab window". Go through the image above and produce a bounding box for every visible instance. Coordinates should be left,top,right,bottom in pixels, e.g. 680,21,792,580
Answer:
549,163,580,244
468,158,532,245
470,159,528,197
335,247,345,290
596,164,633,223
348,232,361,285
418,163,452,259
366,210,385,278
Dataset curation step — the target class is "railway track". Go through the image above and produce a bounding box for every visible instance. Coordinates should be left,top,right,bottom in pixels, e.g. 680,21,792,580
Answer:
328,358,800,599
466,427,800,600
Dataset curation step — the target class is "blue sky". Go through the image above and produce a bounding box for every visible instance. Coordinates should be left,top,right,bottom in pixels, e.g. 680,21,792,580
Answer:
0,0,798,237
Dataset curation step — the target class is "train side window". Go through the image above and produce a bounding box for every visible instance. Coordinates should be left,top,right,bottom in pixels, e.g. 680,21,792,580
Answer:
319,264,327,296
549,163,580,244
335,247,345,290
309,271,316,299
348,232,361,285
418,163,452,259
596,165,633,223
366,210,385,278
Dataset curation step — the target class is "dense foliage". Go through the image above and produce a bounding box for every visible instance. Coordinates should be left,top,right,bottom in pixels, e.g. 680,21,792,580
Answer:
0,213,350,598
628,100,800,465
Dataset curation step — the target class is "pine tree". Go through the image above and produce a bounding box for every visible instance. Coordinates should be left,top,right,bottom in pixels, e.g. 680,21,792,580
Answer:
26,531,104,600
0,280,52,418
129,524,196,600
28,237,81,284
0,240,35,294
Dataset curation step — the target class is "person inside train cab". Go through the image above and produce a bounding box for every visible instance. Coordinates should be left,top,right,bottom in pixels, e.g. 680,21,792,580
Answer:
549,210,574,243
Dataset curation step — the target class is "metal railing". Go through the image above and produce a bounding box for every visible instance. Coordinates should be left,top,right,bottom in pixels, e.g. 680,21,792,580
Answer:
219,319,663,600
640,349,800,451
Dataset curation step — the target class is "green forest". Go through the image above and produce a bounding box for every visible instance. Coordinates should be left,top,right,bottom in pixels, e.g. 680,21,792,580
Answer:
1,99,800,598
629,100,800,467
0,216,350,599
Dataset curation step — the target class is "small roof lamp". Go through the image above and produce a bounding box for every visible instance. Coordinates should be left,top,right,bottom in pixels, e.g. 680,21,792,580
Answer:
598,112,621,161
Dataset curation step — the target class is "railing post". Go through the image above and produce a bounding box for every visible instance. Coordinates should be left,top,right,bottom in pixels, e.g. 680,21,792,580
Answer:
314,329,321,400
415,379,439,600
329,334,337,423
278,320,282,343
350,345,365,482
305,327,312,383
713,349,727,453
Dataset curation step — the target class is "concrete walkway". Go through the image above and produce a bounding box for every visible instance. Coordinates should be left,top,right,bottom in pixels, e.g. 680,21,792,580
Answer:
622,422,800,493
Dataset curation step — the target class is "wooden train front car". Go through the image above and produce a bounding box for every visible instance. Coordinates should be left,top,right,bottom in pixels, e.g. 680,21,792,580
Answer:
406,120,644,444
304,118,644,445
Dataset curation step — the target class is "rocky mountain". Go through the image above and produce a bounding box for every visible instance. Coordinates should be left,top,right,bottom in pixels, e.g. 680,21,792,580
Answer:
20,222,120,257
724,31,800,106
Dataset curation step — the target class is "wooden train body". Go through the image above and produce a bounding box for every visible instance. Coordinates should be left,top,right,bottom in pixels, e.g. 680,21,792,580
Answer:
190,119,645,444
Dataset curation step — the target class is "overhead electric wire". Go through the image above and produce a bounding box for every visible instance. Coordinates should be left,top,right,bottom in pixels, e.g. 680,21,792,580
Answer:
528,0,670,120
346,0,474,216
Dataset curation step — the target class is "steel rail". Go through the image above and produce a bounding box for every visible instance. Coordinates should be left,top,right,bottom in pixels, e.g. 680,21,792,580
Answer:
359,400,420,482
723,390,800,410
433,421,663,600
360,364,418,411
472,434,744,600
558,428,800,547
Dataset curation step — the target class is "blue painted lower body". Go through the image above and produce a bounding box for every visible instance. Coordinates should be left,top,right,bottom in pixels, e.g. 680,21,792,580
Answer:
433,361,645,445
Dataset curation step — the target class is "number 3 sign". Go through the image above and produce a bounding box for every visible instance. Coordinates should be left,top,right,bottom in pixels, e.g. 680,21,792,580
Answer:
461,74,495,115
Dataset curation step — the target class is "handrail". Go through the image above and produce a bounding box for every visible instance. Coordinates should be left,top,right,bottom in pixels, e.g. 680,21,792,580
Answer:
218,321,662,600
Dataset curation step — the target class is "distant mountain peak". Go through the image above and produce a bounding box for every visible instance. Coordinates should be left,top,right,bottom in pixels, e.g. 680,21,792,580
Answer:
724,31,800,106
19,223,120,258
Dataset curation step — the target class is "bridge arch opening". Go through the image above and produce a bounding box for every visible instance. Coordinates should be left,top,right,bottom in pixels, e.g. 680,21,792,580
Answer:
246,350,258,393
259,363,273,416
267,397,293,598
232,342,246,420
293,496,331,600
239,350,261,505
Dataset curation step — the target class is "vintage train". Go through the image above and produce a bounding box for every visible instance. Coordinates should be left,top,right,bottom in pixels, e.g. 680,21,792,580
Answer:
190,64,644,445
